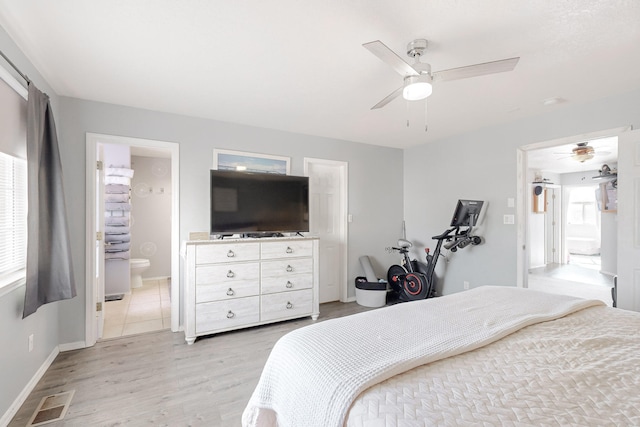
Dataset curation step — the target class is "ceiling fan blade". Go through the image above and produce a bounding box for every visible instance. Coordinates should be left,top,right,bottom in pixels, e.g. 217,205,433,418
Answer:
370,86,403,110
363,40,419,77
433,57,520,82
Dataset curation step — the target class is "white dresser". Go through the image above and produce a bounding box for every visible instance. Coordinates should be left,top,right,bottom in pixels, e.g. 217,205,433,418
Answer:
183,236,319,344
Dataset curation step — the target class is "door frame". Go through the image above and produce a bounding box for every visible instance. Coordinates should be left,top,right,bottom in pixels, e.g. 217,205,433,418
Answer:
85,133,180,347
304,157,349,302
516,125,629,289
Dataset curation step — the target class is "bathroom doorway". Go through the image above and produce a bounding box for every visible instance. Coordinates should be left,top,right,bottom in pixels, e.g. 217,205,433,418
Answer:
85,133,180,346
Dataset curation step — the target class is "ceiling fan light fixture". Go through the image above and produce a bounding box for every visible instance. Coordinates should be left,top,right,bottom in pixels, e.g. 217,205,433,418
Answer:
572,152,595,162
571,143,595,162
402,74,432,101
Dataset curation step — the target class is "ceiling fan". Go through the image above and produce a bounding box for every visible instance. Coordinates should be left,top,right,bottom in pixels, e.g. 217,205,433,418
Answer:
363,39,520,110
556,142,611,163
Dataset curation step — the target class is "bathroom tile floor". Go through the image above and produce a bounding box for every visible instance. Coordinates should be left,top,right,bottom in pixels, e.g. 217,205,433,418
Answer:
102,278,171,339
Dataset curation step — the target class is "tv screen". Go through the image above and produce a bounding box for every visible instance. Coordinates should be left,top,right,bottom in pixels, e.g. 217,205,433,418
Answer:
210,170,309,235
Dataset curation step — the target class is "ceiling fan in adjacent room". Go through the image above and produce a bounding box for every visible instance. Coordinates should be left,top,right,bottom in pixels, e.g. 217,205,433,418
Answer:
555,142,611,163
362,38,520,110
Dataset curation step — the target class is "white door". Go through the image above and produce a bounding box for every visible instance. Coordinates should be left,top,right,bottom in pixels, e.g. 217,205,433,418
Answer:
616,129,640,311
95,147,105,338
545,187,561,264
305,158,348,303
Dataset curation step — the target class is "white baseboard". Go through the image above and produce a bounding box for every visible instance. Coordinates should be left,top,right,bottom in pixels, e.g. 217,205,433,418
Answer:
1,346,59,426
344,296,356,303
59,341,86,352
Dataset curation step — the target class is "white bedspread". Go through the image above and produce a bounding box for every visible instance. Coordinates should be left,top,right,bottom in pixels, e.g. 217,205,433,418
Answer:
242,286,602,427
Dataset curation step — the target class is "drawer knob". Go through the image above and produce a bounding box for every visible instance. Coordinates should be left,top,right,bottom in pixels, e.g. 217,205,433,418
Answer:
226,310,235,319
226,288,235,296
227,270,235,278
286,301,293,309
286,281,293,289
227,250,235,258
286,265,293,272
286,246,293,254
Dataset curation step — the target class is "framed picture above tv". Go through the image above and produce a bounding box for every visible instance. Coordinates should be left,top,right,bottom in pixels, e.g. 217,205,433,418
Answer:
213,149,290,175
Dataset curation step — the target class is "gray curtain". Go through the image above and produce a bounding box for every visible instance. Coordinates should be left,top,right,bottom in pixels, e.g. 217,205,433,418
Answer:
23,83,76,318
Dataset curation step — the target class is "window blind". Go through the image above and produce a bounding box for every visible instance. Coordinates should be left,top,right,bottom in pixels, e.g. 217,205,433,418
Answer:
0,152,27,277
0,71,28,283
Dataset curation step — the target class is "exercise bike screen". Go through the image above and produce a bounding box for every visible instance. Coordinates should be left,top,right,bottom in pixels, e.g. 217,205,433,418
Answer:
450,199,484,227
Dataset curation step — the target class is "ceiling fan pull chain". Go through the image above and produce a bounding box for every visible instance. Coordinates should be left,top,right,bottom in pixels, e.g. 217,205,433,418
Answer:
424,100,428,132
406,100,410,127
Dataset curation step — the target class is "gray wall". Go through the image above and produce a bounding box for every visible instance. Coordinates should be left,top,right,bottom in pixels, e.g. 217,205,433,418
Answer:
403,89,640,296
130,155,172,279
0,26,63,421
57,97,405,344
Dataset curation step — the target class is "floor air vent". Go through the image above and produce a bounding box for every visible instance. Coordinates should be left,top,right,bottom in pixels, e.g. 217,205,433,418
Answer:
26,390,75,426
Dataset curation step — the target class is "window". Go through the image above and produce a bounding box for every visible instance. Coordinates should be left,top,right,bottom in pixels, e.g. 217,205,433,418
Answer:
0,66,28,290
0,152,27,279
566,186,598,225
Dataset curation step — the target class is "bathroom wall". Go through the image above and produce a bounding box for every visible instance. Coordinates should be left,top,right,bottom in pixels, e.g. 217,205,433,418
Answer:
130,155,172,279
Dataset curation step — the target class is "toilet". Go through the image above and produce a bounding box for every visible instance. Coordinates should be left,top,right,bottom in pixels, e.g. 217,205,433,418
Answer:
130,258,150,289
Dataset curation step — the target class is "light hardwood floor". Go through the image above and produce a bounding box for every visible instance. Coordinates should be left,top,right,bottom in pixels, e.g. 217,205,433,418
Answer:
9,301,373,427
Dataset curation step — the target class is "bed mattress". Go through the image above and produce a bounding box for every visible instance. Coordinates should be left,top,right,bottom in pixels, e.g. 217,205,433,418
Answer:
243,286,636,427
347,304,640,426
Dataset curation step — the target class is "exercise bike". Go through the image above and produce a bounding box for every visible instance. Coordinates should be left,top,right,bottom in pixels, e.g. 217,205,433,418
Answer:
387,199,485,303
386,228,457,303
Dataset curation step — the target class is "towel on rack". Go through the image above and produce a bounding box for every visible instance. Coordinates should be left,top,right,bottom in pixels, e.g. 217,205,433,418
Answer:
105,193,129,203
105,176,130,185
105,234,130,243
106,167,134,178
105,217,129,226
105,225,130,234
106,242,130,251
105,202,131,211
105,184,129,194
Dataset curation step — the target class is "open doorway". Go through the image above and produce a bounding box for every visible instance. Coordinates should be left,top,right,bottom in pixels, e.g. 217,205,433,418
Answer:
519,130,620,305
85,133,180,347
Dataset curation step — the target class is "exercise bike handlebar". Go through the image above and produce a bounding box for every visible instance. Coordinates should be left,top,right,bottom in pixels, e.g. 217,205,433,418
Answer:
431,227,458,241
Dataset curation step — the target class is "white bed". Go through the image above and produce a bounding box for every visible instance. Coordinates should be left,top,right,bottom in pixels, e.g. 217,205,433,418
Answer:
242,286,640,427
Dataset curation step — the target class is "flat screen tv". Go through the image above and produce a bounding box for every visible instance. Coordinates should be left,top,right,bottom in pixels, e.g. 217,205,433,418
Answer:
450,199,484,227
210,170,309,236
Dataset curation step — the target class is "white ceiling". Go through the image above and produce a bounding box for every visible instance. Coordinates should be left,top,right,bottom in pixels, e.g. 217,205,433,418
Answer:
527,136,618,175
1,1,639,149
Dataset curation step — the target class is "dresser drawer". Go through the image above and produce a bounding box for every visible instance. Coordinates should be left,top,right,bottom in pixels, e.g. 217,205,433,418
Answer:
261,289,313,322
195,242,260,264
196,263,259,302
196,262,259,284
261,258,313,279
261,240,313,259
261,273,312,294
196,296,260,333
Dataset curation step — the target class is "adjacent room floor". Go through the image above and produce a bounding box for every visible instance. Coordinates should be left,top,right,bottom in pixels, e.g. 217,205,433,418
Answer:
102,278,171,339
528,254,614,306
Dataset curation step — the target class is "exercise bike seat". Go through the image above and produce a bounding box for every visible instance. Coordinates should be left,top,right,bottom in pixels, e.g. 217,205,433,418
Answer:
397,239,412,249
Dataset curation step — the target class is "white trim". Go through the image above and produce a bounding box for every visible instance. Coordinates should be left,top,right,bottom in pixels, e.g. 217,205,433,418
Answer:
85,133,181,348
58,341,87,352
516,125,631,289
0,346,58,426
303,157,349,302
0,272,25,298
0,63,27,100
